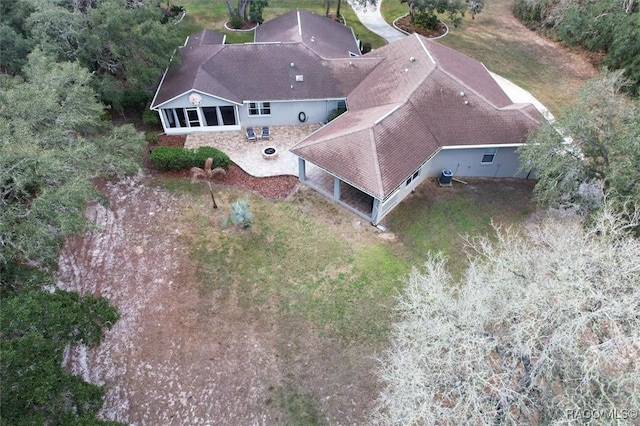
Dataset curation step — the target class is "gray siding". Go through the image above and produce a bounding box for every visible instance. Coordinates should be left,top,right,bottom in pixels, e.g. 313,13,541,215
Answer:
423,147,531,179
239,99,344,127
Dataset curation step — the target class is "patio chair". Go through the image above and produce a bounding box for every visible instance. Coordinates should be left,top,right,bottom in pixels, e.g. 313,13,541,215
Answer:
246,127,256,141
261,126,270,140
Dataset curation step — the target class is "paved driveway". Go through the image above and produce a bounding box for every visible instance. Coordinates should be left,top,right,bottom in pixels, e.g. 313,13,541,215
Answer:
348,0,407,44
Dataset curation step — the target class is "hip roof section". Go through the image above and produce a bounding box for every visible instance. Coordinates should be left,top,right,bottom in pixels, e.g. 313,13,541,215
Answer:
256,9,361,58
291,34,544,199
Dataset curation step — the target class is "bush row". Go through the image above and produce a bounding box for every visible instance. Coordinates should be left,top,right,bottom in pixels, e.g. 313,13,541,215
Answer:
150,146,231,171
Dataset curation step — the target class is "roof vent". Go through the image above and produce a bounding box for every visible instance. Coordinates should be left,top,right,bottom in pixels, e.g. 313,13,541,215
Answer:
459,91,466,97
404,68,409,73
295,75,304,82
409,56,415,62
290,62,295,68
311,36,315,42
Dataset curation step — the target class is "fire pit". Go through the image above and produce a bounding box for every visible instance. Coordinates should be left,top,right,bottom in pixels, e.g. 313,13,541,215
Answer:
262,147,278,160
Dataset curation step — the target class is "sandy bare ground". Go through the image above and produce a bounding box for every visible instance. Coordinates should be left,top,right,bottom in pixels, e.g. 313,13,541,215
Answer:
58,174,379,425
58,175,287,425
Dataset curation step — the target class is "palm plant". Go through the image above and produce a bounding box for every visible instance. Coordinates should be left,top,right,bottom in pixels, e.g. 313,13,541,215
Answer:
190,157,226,209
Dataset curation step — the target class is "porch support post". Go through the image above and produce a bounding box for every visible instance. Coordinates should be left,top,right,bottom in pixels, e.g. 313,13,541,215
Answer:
333,177,341,201
371,198,381,224
158,109,168,132
298,158,306,181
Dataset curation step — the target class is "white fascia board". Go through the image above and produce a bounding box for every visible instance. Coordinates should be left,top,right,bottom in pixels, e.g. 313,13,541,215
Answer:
442,143,525,150
154,90,242,109
150,66,170,110
243,97,346,104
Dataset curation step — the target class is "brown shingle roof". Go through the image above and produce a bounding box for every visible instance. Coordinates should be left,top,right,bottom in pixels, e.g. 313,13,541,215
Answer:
256,9,360,58
291,34,543,199
185,29,225,48
151,42,375,108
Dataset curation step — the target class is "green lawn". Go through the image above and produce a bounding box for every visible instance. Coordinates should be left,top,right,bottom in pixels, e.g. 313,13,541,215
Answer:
380,0,595,114
178,186,412,343
175,0,386,48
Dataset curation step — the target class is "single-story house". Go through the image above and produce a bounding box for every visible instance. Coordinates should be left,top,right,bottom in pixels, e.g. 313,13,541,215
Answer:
150,10,371,133
150,9,545,224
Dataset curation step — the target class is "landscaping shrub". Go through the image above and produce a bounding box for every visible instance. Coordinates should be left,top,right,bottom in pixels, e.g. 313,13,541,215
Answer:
229,13,244,29
142,107,160,125
150,146,230,171
230,199,253,228
145,131,159,145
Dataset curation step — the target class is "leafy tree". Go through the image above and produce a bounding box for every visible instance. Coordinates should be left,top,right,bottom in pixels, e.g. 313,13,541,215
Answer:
1,50,143,271
373,205,640,425
78,0,183,110
512,0,640,95
0,51,142,425
1,290,120,424
249,0,269,24
0,0,183,110
518,71,640,215
225,0,251,22
401,0,483,29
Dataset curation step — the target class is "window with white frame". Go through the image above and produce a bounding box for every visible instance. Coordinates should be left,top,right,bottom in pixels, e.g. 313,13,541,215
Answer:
248,102,271,116
481,148,497,164
406,169,420,186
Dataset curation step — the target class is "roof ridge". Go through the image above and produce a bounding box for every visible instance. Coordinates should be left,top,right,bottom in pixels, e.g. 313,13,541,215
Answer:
368,127,385,198
433,66,509,110
416,34,436,65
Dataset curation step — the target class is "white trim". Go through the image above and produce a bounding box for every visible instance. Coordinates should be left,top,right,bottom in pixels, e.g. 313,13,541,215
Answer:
441,143,524,150
480,147,498,165
247,101,271,116
297,10,302,36
373,104,402,125
150,66,170,110
163,124,241,135
153,90,241,110
244,97,347,104
416,34,436,65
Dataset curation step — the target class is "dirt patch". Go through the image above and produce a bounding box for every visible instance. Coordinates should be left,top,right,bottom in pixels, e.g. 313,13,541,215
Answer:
58,174,383,425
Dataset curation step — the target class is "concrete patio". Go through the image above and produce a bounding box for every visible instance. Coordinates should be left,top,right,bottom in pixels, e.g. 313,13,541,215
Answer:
185,125,321,178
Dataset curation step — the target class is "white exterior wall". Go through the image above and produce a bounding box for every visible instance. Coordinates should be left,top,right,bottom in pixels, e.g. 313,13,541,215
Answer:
374,162,431,224
423,146,531,179
239,99,344,127
154,91,345,134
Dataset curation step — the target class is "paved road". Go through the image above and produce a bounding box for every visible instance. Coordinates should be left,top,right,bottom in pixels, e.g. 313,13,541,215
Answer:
348,0,407,44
